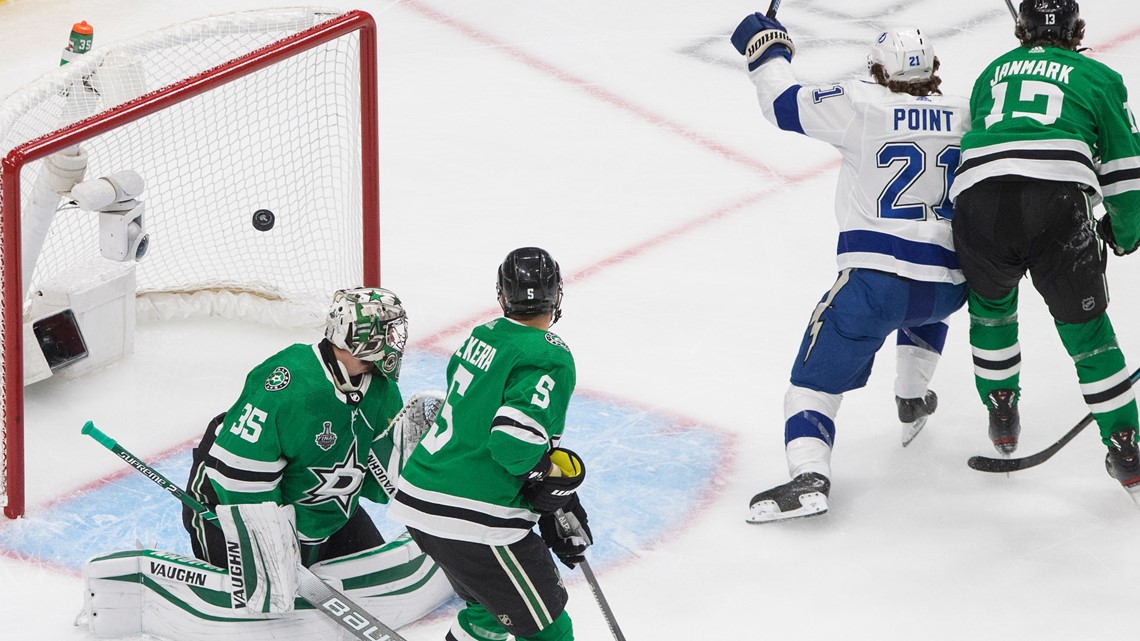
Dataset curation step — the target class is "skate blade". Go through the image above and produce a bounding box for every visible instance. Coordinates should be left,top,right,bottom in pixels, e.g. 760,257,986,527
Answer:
745,492,828,524
901,416,928,447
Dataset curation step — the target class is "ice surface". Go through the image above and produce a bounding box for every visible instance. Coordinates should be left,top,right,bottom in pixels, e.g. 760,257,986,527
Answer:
3,0,1140,638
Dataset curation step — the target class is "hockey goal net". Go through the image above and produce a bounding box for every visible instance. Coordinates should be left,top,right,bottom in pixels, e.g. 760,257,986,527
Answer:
0,8,379,518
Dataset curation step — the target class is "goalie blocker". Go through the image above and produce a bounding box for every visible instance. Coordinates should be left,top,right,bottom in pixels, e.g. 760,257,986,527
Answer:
80,532,453,640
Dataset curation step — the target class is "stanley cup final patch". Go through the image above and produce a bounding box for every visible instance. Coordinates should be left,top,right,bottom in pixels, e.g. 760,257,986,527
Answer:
315,421,337,451
265,366,291,391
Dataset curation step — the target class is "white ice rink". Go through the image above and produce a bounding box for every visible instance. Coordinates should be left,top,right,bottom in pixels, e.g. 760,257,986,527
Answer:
3,0,1140,639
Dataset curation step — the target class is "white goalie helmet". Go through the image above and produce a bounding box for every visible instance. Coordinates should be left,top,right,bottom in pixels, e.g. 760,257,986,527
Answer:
325,287,408,380
867,27,935,82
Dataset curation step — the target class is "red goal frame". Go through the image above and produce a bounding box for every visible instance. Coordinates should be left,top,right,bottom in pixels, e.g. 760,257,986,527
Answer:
1,10,380,519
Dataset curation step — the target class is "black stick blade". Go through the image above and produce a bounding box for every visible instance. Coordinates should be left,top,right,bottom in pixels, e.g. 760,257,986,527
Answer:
968,454,1030,473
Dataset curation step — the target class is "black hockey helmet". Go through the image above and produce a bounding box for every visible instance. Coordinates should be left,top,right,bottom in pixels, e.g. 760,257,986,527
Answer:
497,247,563,323
1018,0,1080,42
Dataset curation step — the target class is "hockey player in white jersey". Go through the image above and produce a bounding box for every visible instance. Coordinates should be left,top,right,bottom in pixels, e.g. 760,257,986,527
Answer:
731,13,970,523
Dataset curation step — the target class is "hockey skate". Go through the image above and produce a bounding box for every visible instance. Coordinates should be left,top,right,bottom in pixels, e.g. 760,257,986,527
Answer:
897,390,937,447
1106,429,1140,506
746,472,830,524
987,389,1020,456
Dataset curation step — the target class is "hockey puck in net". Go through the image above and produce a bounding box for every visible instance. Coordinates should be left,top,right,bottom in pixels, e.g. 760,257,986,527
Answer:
252,209,276,231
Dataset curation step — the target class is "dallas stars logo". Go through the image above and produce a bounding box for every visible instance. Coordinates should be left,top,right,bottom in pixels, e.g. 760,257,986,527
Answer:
265,366,290,391
545,333,570,352
299,440,365,516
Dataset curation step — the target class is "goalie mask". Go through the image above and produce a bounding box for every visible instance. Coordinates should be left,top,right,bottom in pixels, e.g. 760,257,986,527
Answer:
867,28,934,83
325,287,407,380
497,247,563,324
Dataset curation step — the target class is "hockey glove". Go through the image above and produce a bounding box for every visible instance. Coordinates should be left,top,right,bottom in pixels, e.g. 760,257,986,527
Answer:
521,447,585,513
1097,214,1139,256
731,13,795,71
538,494,592,569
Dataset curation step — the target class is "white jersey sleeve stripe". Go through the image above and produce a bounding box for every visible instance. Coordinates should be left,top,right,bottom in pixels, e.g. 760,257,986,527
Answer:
208,444,287,474
205,467,281,494
490,406,549,445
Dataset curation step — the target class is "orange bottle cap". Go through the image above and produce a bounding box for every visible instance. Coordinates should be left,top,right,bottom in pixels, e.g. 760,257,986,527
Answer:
72,21,94,35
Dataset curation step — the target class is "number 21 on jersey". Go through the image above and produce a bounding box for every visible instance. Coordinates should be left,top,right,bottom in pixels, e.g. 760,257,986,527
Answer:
877,143,960,220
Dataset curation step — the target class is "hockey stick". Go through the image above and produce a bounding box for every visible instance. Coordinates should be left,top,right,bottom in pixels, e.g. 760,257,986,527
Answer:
554,508,628,641
766,0,782,19
1003,0,1018,21
81,421,410,641
968,366,1140,473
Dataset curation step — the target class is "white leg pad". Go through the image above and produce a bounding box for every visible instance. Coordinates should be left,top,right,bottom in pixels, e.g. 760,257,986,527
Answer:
81,533,454,639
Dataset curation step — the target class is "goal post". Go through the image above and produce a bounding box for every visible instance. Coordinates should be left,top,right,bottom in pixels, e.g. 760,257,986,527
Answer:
0,8,380,518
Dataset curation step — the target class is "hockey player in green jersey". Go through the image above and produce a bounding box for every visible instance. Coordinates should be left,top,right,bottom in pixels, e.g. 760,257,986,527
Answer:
184,287,413,564
75,287,454,638
388,247,589,641
949,0,1140,500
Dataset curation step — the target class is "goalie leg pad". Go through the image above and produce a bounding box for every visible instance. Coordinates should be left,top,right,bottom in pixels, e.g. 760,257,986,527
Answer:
310,531,455,629
82,535,453,640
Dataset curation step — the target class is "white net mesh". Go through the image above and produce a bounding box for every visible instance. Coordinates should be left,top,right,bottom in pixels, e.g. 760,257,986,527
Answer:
0,7,376,515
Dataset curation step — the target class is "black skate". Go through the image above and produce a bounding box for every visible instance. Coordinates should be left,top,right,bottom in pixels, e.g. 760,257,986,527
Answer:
897,390,937,447
987,389,1020,456
746,472,830,524
1105,429,1140,505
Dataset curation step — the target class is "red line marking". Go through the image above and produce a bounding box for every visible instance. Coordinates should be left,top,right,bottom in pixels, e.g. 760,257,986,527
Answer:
1089,26,1140,53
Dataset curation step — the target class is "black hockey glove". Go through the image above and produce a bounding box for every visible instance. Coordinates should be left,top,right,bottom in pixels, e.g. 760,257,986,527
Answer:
731,12,795,71
521,448,585,513
1097,214,1138,256
538,494,592,569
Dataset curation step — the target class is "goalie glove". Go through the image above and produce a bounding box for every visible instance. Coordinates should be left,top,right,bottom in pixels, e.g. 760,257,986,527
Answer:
215,502,300,614
390,391,444,460
731,12,795,71
538,494,592,569
521,448,585,513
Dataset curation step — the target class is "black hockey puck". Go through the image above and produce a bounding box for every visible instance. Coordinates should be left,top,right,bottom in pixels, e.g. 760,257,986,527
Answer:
252,209,275,231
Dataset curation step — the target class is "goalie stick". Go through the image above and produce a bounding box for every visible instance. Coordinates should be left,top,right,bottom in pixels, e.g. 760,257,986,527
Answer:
553,508,628,641
81,421,410,641
967,366,1140,473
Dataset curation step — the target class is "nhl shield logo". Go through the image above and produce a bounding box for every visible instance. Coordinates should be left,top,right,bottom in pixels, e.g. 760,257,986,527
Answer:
315,422,337,451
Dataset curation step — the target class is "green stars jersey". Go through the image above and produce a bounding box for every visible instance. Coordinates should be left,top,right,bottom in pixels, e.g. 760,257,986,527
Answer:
196,341,404,545
387,318,576,545
949,45,1140,249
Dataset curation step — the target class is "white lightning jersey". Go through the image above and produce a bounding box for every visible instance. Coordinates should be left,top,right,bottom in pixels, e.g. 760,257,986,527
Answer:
748,59,970,284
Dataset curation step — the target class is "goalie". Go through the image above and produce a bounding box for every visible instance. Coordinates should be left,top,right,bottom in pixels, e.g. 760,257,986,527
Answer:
81,287,454,640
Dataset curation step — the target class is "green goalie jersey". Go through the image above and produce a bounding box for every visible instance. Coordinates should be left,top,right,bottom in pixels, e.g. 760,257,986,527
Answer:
198,341,404,545
949,45,1140,250
387,318,576,545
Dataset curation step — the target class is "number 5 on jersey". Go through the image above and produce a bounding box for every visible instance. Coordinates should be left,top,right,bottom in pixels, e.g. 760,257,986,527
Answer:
420,367,557,455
